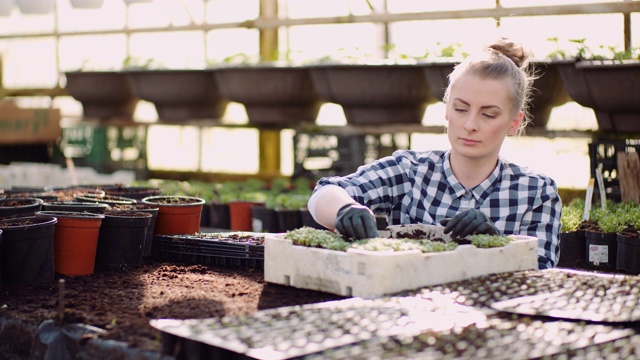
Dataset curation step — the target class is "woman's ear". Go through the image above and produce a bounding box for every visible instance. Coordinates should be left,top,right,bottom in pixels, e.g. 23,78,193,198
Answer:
508,111,523,135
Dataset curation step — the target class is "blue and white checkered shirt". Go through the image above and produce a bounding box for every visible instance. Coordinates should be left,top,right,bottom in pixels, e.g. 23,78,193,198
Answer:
315,149,562,269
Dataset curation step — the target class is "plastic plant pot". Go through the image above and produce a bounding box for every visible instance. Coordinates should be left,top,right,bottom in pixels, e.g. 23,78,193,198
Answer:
228,200,264,232
0,215,57,284
141,196,205,236
42,201,109,214
95,210,152,272
109,203,159,258
0,197,43,218
36,211,105,276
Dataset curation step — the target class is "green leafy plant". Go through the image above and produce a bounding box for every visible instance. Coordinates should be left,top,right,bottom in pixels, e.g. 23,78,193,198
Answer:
350,238,458,253
546,37,640,61
285,227,351,251
561,198,585,233
274,193,310,210
467,234,512,248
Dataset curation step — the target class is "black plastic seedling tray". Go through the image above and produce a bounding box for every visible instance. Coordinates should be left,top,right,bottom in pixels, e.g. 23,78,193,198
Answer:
150,268,640,359
153,232,265,268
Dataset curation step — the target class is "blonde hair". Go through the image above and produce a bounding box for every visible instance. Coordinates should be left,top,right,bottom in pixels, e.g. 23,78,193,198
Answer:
443,38,536,136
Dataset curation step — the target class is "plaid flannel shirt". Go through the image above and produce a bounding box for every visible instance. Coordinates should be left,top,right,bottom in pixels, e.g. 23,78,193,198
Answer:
315,149,562,269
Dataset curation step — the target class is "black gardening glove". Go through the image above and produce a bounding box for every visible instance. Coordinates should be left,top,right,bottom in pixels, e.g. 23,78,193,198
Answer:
439,208,499,238
335,203,379,240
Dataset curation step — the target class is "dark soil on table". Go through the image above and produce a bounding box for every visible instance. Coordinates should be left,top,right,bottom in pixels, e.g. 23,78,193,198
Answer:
0,260,346,355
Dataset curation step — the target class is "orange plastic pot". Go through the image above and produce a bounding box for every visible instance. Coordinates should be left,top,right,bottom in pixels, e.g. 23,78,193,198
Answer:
229,201,264,231
36,211,104,276
141,196,205,236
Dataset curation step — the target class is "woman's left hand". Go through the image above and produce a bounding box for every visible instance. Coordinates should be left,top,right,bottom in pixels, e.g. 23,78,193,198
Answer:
440,208,499,238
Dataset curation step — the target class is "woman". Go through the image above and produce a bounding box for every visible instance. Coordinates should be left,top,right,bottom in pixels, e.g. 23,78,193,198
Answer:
307,37,562,270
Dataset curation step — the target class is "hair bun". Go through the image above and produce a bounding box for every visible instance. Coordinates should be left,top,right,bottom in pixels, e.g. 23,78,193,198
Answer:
488,37,531,69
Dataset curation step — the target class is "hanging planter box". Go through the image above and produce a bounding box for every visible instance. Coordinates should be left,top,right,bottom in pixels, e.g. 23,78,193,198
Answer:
420,60,570,127
69,0,104,9
264,225,538,298
64,71,138,121
558,59,640,132
0,0,15,16
16,0,54,14
309,62,436,125
126,69,229,122
213,64,324,127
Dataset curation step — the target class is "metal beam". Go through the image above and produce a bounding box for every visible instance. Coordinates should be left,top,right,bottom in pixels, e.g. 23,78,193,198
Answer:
0,1,636,39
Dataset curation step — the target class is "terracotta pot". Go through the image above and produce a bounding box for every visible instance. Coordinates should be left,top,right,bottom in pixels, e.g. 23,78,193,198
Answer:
95,210,152,272
0,197,43,219
36,211,104,276
0,215,57,284
141,196,205,235
228,200,264,231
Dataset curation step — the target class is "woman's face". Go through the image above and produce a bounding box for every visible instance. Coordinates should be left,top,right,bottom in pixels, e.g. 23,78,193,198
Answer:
445,72,522,162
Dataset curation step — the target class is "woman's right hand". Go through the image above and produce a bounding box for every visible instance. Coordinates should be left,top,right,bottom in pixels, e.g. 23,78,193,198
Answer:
335,203,379,240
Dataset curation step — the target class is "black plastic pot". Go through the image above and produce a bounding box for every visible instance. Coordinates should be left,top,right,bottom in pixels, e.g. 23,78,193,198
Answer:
616,232,640,275
558,230,587,269
109,204,159,258
252,205,280,233
103,186,162,202
42,201,109,214
208,202,230,230
276,209,301,232
75,194,137,207
0,198,43,219
585,230,617,271
95,211,152,272
299,208,324,230
0,215,57,284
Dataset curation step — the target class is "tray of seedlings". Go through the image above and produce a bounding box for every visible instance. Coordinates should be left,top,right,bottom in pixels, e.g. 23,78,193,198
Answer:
153,232,265,268
150,291,638,360
409,268,640,323
151,295,487,360
264,225,538,298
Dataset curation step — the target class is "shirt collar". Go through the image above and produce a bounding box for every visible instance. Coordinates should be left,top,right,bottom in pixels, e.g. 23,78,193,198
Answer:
443,150,503,200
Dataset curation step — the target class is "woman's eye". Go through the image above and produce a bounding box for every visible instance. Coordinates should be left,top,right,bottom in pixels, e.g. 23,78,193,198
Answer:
483,113,497,118
455,108,467,112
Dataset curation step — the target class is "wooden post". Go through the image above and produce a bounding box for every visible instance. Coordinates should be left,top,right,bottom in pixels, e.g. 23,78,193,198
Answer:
259,0,278,62
617,151,640,203
259,129,281,178
257,0,281,179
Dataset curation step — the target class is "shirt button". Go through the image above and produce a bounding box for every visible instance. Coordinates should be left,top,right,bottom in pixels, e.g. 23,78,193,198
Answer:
464,191,470,196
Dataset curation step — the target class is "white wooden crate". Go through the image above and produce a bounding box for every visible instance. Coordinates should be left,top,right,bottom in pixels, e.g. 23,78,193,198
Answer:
264,229,538,298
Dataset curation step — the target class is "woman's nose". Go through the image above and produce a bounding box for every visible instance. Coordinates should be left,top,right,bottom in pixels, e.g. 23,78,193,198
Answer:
463,113,479,132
